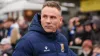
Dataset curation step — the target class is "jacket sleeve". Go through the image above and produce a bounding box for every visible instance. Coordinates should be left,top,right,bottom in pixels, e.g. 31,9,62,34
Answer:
68,48,77,56
12,39,35,56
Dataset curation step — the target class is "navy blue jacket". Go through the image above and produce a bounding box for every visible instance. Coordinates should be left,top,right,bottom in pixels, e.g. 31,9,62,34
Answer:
12,13,77,56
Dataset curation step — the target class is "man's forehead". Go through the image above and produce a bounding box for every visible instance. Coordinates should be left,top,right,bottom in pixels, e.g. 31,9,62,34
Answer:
41,7,61,16
41,13,60,17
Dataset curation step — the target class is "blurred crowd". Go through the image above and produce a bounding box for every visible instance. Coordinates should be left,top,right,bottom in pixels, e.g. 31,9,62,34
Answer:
62,13,100,56
0,17,28,56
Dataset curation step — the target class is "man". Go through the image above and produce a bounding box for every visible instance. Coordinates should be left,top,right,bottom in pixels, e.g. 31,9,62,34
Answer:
3,18,15,37
0,38,13,56
92,42,100,56
12,1,76,56
79,40,92,56
3,18,20,49
92,19,100,41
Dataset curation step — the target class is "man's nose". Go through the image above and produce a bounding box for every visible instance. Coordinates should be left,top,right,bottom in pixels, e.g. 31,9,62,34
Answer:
46,17,51,23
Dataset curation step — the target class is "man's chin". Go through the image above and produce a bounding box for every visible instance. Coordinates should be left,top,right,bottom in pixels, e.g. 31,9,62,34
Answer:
45,29,56,33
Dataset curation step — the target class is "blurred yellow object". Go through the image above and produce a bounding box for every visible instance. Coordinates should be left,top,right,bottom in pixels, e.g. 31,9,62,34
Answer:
80,0,100,12
26,10,33,16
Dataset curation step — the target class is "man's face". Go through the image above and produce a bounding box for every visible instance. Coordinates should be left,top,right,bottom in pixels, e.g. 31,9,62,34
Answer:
92,23,97,30
76,25,84,32
85,25,92,32
41,7,62,32
93,47,100,56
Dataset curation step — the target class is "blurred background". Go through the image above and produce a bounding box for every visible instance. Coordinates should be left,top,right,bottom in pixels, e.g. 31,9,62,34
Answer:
0,0,100,56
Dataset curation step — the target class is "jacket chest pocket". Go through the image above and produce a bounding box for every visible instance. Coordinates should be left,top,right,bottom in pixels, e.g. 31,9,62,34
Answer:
33,42,67,55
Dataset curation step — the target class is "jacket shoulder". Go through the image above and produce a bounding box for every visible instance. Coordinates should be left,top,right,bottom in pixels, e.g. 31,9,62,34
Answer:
13,31,39,56
57,33,68,42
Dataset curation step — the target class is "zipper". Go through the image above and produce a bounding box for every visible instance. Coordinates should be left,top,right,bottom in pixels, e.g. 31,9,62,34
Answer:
53,41,59,56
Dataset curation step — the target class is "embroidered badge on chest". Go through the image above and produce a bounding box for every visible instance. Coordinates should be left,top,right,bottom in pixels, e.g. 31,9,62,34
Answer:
60,43,64,52
44,46,50,52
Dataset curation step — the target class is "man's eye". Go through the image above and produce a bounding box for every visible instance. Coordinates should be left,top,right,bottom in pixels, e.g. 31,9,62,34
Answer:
50,16,56,19
43,15,47,18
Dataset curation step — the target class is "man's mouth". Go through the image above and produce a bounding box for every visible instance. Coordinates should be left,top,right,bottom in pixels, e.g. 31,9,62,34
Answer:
45,26,52,28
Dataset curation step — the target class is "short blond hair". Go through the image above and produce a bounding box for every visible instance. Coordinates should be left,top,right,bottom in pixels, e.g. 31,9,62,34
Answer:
42,1,61,12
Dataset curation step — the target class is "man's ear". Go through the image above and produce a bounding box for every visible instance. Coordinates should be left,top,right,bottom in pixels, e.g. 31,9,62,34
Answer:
59,16,63,28
60,16,63,23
